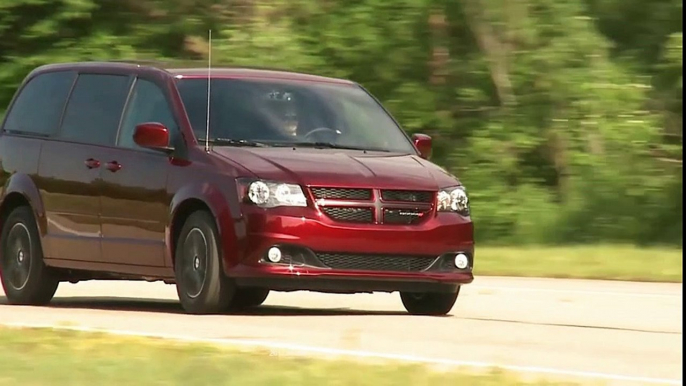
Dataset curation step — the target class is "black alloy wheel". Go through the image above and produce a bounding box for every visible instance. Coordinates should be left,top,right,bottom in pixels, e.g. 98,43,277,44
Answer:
0,206,59,305
174,210,235,314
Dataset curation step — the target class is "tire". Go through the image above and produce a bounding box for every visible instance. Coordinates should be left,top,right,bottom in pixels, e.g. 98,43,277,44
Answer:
174,210,234,314
400,286,460,316
0,205,59,305
229,287,270,310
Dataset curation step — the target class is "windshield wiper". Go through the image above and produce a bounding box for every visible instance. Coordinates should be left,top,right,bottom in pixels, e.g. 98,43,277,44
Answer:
198,138,268,147
275,141,390,152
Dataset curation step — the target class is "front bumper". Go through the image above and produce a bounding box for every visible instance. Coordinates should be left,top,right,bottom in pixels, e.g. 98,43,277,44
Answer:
226,208,474,293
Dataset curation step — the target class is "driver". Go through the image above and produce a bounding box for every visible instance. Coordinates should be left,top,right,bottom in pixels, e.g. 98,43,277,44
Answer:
264,90,299,137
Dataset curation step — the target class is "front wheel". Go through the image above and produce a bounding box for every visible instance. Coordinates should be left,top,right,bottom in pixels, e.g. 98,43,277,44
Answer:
0,206,59,305
174,210,234,314
400,287,460,316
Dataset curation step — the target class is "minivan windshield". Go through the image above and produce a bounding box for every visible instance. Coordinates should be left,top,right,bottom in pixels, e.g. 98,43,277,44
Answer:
175,78,416,153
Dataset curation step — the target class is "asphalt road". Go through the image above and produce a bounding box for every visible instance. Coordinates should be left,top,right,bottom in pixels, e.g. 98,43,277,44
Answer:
1,276,682,385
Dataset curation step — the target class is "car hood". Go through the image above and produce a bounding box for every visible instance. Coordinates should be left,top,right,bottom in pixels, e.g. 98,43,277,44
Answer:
212,147,461,190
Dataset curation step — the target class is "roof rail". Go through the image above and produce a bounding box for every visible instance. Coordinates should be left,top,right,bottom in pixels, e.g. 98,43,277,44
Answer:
163,61,317,75
105,59,168,66
93,59,339,80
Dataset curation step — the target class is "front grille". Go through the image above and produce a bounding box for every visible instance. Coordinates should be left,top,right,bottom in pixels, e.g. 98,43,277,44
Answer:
311,187,372,201
321,207,373,223
316,252,436,272
312,187,435,226
383,208,430,225
381,190,434,203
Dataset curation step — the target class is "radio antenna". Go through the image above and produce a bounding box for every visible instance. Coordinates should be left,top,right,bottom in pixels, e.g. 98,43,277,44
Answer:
204,29,212,153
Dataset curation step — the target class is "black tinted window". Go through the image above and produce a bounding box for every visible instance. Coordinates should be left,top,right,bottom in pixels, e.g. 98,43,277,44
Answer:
118,79,176,150
2,71,76,137
176,78,415,153
59,74,131,146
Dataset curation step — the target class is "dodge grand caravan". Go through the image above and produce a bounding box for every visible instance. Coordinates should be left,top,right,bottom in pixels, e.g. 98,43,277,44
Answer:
0,61,474,315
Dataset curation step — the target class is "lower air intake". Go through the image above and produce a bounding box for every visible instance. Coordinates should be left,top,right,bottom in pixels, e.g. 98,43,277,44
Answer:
315,253,435,272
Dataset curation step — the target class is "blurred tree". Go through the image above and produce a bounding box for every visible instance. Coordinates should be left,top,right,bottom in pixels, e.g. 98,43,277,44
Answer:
0,0,681,246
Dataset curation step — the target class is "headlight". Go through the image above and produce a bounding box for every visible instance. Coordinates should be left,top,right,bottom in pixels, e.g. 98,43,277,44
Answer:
437,186,469,216
244,180,307,208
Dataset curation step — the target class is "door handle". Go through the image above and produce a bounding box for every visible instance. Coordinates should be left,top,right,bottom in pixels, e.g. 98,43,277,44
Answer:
84,158,100,169
105,161,122,172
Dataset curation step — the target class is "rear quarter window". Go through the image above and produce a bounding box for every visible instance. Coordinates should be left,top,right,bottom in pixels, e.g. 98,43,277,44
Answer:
2,71,76,137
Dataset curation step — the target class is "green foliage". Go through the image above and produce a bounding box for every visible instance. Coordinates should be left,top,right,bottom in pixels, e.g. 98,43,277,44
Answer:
0,0,682,246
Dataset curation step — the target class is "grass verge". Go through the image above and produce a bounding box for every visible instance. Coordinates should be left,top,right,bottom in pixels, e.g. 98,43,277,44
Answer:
0,326,592,386
475,245,682,282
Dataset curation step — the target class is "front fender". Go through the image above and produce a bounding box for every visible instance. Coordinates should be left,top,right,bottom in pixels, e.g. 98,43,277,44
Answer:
168,181,246,272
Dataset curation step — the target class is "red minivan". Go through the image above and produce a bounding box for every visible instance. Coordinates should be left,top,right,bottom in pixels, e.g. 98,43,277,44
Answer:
0,61,474,315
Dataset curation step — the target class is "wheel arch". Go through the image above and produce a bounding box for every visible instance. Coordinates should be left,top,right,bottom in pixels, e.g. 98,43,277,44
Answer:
0,174,46,237
167,183,244,274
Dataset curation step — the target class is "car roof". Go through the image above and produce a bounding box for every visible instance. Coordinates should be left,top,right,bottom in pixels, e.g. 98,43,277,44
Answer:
30,60,356,86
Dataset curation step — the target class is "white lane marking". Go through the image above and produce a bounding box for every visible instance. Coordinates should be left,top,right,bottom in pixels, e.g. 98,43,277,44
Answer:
471,285,683,299
2,322,681,385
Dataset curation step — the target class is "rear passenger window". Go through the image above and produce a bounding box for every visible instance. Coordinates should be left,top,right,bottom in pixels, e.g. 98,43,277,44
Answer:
2,71,76,137
59,74,131,146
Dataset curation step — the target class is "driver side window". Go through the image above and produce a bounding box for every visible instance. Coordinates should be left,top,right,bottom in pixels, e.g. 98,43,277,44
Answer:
118,78,177,150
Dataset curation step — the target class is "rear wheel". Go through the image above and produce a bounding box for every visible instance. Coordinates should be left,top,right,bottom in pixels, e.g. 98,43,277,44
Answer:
229,287,270,310
0,206,59,305
400,287,460,316
174,210,234,314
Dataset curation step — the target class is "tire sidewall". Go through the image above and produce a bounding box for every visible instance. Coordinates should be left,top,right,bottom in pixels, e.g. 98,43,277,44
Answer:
230,287,270,310
0,206,57,304
174,210,234,314
400,286,460,316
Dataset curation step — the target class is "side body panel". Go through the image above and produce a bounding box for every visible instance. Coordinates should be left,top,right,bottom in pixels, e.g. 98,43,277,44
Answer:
98,146,170,267
37,141,104,261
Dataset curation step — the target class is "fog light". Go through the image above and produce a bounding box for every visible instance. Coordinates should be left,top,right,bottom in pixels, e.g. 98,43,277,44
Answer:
454,253,469,269
267,247,282,263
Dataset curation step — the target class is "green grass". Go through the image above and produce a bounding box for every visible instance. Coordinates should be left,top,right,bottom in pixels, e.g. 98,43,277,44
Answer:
0,326,594,386
476,245,683,282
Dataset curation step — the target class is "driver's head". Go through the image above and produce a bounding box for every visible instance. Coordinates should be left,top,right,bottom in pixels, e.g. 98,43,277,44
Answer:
264,90,298,136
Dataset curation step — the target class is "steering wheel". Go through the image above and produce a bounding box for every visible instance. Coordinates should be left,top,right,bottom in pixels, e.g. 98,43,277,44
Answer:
303,127,340,142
